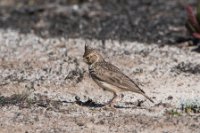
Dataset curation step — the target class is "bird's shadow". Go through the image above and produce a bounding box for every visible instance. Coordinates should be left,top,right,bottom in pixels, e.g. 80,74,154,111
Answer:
74,96,147,109
75,96,105,108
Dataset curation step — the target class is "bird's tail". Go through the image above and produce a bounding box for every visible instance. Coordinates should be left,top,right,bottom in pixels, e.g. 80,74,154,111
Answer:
142,94,154,103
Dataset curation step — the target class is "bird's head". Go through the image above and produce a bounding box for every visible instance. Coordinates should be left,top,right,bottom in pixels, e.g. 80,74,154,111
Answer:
83,44,104,65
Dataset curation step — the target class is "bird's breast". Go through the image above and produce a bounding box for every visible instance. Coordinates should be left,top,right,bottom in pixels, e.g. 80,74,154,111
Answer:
94,79,121,93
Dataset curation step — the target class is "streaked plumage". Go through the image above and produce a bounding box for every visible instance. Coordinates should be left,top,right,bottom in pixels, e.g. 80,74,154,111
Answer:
83,44,154,106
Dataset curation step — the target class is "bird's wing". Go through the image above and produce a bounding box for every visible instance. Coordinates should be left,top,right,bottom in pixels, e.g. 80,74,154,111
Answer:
94,62,145,94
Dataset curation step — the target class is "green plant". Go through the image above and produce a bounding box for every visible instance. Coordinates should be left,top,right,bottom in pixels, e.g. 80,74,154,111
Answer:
165,109,181,116
181,103,200,114
185,2,200,44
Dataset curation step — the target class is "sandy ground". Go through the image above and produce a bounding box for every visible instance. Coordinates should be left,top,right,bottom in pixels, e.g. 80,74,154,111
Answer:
0,29,199,133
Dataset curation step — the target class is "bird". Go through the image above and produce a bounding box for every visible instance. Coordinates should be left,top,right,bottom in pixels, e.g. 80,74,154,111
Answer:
83,44,154,107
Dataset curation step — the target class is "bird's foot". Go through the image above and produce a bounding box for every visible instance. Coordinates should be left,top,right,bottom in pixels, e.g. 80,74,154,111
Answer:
102,103,116,111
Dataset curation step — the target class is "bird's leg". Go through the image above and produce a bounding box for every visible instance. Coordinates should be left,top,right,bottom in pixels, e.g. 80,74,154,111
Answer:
105,92,118,108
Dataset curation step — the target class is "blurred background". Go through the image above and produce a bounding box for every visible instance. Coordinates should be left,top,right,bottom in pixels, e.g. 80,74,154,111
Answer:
0,0,197,44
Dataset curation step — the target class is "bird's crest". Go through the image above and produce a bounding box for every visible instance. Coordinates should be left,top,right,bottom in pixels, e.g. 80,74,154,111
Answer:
84,42,96,57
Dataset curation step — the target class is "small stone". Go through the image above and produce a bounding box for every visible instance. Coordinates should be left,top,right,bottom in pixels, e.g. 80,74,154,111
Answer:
167,96,173,100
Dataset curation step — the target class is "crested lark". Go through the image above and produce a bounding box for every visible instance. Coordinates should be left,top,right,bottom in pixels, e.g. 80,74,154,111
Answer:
83,45,154,107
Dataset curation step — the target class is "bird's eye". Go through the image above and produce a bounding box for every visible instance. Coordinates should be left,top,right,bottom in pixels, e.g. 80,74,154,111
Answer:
86,56,90,60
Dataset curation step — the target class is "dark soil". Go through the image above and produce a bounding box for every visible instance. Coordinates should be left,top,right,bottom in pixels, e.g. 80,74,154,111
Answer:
0,0,197,44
